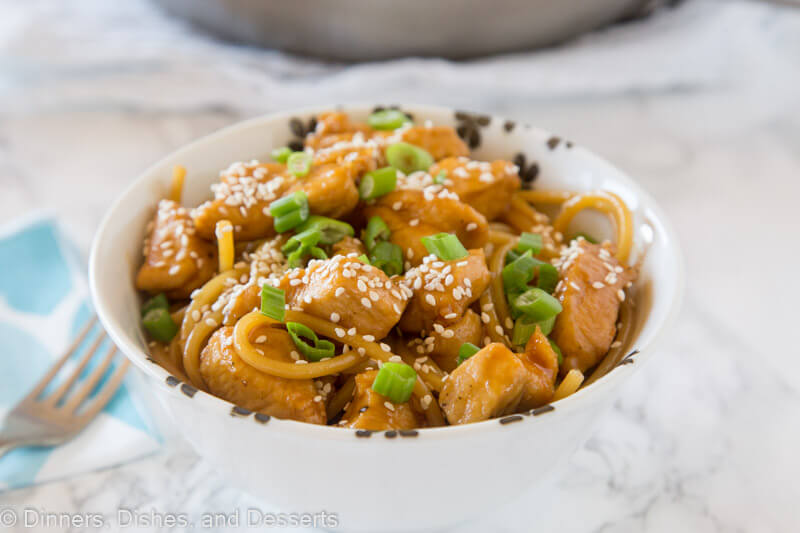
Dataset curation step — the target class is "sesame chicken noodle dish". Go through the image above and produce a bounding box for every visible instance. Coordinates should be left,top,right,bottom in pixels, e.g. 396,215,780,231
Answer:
136,109,640,430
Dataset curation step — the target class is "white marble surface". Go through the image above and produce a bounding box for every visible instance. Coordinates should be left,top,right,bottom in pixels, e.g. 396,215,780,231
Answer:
2,0,800,531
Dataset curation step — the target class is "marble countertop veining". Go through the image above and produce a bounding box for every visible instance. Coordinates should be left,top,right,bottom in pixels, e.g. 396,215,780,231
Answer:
1,0,800,531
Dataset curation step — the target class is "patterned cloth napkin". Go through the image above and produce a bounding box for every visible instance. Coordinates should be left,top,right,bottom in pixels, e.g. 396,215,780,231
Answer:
0,214,159,490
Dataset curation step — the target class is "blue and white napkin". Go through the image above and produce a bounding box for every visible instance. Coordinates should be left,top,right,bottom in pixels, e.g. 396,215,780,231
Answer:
0,214,160,490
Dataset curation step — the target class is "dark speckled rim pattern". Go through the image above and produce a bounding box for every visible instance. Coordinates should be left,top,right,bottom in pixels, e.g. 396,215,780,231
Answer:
108,104,669,442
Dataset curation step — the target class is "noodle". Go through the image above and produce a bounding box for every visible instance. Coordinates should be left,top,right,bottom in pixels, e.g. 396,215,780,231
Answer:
215,220,234,272
326,376,355,422
170,164,186,204
552,369,584,401
487,238,515,343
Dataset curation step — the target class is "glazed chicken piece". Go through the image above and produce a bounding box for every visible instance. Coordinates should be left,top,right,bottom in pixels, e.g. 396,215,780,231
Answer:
200,326,326,424
429,157,520,220
364,188,488,267
397,125,469,161
312,141,383,180
277,254,409,339
304,111,372,151
438,332,558,425
341,370,424,430
332,236,366,257
426,309,483,372
291,163,359,219
192,161,292,241
136,200,217,299
551,240,637,375
398,249,490,333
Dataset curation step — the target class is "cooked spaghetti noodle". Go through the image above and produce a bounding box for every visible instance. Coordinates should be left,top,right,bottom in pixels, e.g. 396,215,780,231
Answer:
135,110,641,430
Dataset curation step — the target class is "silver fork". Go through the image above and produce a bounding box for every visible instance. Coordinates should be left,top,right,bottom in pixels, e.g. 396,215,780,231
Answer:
0,317,130,459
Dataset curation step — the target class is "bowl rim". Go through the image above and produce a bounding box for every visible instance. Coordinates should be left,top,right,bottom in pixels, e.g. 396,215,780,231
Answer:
89,103,684,441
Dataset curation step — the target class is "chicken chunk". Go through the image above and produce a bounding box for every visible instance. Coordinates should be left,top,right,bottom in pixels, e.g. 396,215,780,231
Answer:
551,240,637,375
192,161,292,241
398,125,469,161
398,249,490,333
304,111,372,151
438,343,529,425
332,236,366,257
429,157,520,220
277,254,409,339
517,326,559,410
341,370,424,430
312,140,383,179
364,188,488,267
427,310,483,372
200,326,326,424
136,200,217,299
291,163,359,219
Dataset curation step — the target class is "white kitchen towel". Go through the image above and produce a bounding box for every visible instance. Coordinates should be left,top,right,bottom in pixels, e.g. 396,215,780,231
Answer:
0,214,160,491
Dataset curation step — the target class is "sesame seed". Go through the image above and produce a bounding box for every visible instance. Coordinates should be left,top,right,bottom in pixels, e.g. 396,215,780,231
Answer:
466,222,477,231
495,325,504,335
363,334,375,342
205,318,217,327
617,289,626,302
380,343,391,352
444,312,458,319
255,335,267,343
384,401,395,411
330,312,340,323
611,341,622,348
425,294,436,306
592,282,605,289
361,297,372,308
335,328,345,338
335,287,345,297
348,328,357,336
481,312,491,324
314,395,322,403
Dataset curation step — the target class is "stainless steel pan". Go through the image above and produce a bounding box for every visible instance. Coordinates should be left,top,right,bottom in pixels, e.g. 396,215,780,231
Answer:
154,0,655,61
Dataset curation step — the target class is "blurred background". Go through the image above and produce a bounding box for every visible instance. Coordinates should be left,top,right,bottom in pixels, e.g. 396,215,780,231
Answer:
1,0,799,531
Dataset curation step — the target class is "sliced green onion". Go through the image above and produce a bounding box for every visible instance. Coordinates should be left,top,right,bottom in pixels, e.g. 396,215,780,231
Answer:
371,362,416,403
574,232,598,244
457,342,480,365
511,288,562,322
511,315,555,345
296,215,354,245
141,293,169,317
282,228,321,254
358,254,371,265
386,142,434,174
142,308,178,342
535,261,559,294
309,246,327,260
359,166,397,200
286,152,312,177
271,146,292,163
503,250,536,294
433,170,447,185
369,241,404,276
549,339,564,366
515,232,543,256
270,191,309,233
363,215,391,251
368,109,410,130
260,285,286,322
505,248,521,264
421,233,468,261
286,322,335,362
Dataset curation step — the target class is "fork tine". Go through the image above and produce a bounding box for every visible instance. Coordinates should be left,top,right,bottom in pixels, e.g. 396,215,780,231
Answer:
61,341,117,413
44,331,106,406
23,316,98,401
75,358,130,423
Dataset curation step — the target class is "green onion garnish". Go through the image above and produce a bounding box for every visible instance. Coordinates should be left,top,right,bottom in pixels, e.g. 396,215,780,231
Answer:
433,170,447,185
363,216,391,251
358,254,371,265
359,166,397,200
511,288,562,322
271,146,292,163
309,246,327,260
269,191,309,233
141,293,169,317
295,215,354,245
549,339,564,366
282,228,321,254
369,241,404,276
142,308,178,342
371,362,417,403
286,322,335,362
286,152,312,177
515,232,543,256
502,250,536,295
385,142,434,174
511,315,555,345
421,233,468,261
260,285,286,322
287,245,327,268
368,109,411,130
535,261,559,294
574,232,598,244
457,342,480,365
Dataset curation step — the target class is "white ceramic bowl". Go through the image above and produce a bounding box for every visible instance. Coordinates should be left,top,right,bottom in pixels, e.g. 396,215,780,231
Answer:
90,104,683,532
